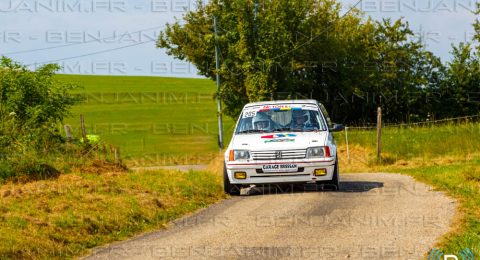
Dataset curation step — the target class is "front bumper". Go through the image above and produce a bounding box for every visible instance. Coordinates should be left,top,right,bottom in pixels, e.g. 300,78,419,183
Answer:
225,158,335,185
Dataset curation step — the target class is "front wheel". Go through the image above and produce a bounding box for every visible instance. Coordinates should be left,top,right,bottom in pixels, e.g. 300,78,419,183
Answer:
329,161,340,191
223,163,241,195
317,161,340,191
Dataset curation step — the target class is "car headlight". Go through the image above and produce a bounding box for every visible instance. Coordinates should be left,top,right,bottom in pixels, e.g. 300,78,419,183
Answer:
306,146,331,158
229,150,250,161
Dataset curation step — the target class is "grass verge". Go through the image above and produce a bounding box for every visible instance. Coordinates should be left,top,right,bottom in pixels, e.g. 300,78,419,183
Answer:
335,123,480,257
389,161,480,257
0,169,225,259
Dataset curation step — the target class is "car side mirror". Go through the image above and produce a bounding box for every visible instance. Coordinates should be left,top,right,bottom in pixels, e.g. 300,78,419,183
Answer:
330,124,345,132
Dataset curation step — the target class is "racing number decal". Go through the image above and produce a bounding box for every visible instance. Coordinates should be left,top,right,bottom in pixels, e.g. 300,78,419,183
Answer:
243,111,257,118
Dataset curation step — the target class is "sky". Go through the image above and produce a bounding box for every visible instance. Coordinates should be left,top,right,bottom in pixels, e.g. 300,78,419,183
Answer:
0,0,478,77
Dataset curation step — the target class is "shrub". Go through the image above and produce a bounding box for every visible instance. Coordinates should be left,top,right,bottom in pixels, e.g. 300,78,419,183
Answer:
0,57,86,182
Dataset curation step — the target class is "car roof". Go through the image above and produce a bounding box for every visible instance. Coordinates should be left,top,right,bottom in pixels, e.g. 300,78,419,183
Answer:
243,99,319,109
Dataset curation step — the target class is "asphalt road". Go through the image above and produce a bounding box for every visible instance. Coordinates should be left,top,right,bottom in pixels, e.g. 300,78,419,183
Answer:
85,173,456,260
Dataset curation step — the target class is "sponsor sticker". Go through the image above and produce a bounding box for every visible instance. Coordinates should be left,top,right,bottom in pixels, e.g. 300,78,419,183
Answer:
264,139,295,143
262,164,298,173
261,134,297,139
262,134,297,143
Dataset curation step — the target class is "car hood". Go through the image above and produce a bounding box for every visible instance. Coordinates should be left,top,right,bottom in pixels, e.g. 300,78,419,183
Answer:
230,132,328,151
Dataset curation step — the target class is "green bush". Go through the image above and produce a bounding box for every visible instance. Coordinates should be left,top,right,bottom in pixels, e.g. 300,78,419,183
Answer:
0,57,84,182
0,161,15,180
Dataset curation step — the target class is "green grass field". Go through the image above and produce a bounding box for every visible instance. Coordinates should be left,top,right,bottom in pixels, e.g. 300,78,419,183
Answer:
57,75,236,166
1,76,231,259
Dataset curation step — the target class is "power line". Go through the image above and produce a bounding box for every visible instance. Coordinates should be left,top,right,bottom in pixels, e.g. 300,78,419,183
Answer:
27,40,155,66
22,0,363,67
2,25,164,56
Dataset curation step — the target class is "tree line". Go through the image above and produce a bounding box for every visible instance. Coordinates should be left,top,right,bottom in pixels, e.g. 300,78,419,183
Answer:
157,0,480,124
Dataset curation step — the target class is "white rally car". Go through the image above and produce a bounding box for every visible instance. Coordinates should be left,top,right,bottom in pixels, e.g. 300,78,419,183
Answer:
224,100,344,195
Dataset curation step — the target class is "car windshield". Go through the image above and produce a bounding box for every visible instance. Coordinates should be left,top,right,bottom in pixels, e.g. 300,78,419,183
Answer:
235,105,327,134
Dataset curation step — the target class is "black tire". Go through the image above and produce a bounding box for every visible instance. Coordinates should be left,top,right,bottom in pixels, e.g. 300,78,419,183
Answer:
317,160,340,191
223,163,241,195
329,160,340,191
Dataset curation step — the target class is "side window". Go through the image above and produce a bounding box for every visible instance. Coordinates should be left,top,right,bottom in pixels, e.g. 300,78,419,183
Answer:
318,103,333,128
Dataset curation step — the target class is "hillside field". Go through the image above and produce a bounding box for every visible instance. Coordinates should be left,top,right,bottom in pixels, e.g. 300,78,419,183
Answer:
57,75,236,166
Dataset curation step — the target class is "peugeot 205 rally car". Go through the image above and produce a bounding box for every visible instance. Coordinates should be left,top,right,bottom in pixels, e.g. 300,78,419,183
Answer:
224,100,344,195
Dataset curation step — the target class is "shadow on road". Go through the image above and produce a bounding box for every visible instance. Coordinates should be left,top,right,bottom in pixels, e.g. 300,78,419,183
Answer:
340,181,384,192
243,181,384,196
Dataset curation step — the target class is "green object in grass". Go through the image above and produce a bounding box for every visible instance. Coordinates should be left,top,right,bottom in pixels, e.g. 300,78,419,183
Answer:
80,134,100,145
87,134,100,144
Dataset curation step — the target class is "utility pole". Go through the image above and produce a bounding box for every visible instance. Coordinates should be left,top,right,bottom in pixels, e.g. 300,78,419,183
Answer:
214,16,224,150
253,2,259,35
377,107,382,160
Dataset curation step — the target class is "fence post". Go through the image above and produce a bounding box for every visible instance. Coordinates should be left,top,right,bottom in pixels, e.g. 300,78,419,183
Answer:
64,125,72,142
377,107,382,160
345,126,350,163
102,143,107,160
80,114,88,144
115,147,121,165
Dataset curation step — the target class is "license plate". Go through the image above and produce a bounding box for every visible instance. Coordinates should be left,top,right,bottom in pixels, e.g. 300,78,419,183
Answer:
262,164,298,173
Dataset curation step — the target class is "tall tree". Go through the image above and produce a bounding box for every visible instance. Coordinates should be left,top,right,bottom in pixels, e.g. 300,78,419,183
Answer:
435,3,480,118
440,43,480,118
158,0,442,123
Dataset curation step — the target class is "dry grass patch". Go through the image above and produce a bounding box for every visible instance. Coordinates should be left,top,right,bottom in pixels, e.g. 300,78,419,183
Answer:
0,169,225,259
206,152,225,176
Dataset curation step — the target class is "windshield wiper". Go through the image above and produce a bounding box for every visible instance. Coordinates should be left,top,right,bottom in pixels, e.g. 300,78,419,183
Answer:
304,129,323,132
289,129,305,132
273,127,323,132
237,129,266,134
272,127,293,132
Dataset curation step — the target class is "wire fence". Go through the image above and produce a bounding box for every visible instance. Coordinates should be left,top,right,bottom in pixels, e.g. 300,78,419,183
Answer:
342,114,480,164
345,114,480,130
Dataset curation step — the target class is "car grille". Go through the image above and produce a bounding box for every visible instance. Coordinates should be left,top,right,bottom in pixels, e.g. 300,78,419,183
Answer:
250,149,306,160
